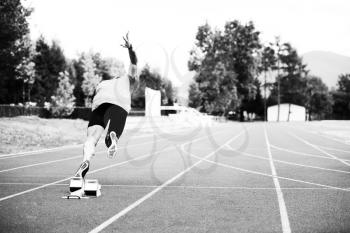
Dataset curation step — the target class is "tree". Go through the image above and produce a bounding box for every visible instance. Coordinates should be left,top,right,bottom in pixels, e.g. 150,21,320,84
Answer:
260,45,277,120
188,20,261,117
81,52,101,106
32,37,67,105
70,56,86,107
268,42,309,121
188,82,201,108
15,35,36,103
161,78,176,105
49,71,75,117
332,74,350,119
337,73,350,93
99,57,126,80
0,0,32,103
131,65,176,109
305,76,332,120
245,79,264,119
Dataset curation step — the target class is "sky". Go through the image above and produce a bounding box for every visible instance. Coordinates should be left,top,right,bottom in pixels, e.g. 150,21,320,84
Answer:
24,0,350,95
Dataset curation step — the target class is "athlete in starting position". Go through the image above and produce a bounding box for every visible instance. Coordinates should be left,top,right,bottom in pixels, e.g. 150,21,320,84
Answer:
74,34,138,178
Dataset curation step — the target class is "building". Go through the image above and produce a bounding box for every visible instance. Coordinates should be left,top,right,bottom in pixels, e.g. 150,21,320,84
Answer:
267,104,306,122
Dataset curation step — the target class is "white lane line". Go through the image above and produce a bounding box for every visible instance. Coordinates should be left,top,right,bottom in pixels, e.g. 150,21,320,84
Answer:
0,182,343,190
0,144,82,158
270,144,350,162
0,147,172,202
228,146,350,174
0,127,230,202
318,145,350,154
0,136,171,172
88,128,247,233
292,125,350,146
0,130,163,158
188,152,350,192
0,133,165,160
289,132,350,167
264,125,291,233
0,156,81,173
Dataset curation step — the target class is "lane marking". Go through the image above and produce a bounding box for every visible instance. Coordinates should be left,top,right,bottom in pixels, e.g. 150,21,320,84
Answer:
264,125,291,233
270,144,350,162
291,125,350,146
0,156,81,173
88,128,247,233
228,146,350,174
0,126,230,202
0,147,172,202
0,136,172,172
0,132,166,160
318,145,350,154
0,123,223,160
0,182,344,190
0,125,199,159
0,128,168,158
289,132,350,167
188,153,350,192
0,144,81,158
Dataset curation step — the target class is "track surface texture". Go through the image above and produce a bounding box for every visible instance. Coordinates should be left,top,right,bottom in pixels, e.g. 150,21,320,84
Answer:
1,121,350,233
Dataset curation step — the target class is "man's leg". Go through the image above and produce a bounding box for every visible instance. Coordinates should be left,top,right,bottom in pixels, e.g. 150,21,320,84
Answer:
74,125,104,178
74,103,108,178
104,105,128,158
84,125,104,161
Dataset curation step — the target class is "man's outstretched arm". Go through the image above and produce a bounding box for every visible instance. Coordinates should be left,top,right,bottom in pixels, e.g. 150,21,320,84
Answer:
121,33,138,80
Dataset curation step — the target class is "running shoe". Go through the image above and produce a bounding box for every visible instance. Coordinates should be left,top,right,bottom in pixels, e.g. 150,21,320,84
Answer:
74,160,90,178
107,131,118,159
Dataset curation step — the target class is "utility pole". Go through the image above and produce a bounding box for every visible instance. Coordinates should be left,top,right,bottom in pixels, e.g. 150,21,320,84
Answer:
264,67,267,122
275,37,281,122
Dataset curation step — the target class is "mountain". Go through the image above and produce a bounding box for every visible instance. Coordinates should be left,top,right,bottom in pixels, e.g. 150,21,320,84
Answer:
302,51,350,89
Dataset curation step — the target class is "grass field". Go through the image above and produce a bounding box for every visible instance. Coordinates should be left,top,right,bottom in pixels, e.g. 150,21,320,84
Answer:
0,116,193,155
0,116,87,154
0,120,350,232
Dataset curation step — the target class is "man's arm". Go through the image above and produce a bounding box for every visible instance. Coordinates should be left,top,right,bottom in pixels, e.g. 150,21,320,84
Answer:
121,33,138,80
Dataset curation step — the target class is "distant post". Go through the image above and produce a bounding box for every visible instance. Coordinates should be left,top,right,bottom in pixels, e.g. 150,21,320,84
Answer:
275,37,281,122
145,87,161,117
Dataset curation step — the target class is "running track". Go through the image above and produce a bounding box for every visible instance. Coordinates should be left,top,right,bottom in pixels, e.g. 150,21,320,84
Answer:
0,121,350,233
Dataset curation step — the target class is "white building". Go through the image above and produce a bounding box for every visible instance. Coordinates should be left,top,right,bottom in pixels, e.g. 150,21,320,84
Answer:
267,104,306,122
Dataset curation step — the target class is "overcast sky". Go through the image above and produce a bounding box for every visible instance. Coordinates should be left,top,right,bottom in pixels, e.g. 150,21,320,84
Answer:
25,0,350,89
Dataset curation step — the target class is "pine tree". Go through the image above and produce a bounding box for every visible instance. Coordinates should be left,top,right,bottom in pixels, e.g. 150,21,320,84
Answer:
32,37,67,105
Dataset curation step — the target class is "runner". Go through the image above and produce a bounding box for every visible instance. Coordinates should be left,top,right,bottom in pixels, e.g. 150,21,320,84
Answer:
74,33,138,178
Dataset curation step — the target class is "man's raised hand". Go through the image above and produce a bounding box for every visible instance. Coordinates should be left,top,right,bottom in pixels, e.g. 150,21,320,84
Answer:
121,32,132,50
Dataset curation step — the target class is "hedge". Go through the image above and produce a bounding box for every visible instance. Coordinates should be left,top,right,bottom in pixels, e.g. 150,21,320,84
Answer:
0,105,145,119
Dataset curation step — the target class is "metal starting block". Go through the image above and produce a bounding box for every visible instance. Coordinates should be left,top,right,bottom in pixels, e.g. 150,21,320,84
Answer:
84,179,101,197
62,178,101,199
69,177,84,192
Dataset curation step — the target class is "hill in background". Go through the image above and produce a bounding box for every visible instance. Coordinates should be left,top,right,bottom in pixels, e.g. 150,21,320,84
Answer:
302,51,350,89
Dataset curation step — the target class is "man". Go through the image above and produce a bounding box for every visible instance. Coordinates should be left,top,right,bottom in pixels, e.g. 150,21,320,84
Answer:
74,33,138,178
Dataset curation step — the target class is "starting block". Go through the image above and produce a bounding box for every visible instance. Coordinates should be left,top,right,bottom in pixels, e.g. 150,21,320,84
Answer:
62,178,101,199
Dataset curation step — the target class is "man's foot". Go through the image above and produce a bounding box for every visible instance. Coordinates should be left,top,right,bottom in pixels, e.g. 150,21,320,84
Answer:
107,131,118,159
74,160,90,178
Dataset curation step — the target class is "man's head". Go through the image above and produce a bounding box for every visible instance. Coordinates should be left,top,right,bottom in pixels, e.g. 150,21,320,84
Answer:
100,58,126,80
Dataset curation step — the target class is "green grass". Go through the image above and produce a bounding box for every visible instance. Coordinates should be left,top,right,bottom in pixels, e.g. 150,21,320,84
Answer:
0,116,87,155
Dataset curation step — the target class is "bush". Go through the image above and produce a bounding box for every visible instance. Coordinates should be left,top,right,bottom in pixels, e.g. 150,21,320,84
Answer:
0,105,45,117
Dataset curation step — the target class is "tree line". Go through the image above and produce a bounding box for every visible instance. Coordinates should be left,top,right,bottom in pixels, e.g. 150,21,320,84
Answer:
0,0,176,117
188,21,350,120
